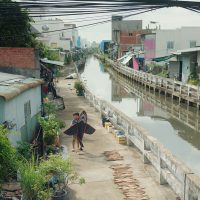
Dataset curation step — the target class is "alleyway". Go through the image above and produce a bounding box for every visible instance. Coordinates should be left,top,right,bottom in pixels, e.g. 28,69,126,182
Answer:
56,77,177,200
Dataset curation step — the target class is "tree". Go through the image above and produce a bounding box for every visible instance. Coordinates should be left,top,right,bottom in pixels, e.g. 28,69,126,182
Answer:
64,53,72,64
0,0,36,47
36,42,60,60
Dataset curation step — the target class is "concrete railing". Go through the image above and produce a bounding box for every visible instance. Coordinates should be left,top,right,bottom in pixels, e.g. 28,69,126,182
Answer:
97,55,200,107
82,81,200,200
108,68,200,133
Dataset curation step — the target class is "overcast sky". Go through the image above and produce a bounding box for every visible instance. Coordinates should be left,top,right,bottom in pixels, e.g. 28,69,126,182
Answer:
61,7,200,43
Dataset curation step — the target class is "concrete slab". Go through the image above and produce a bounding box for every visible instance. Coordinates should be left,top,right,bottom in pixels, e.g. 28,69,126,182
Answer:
56,78,177,200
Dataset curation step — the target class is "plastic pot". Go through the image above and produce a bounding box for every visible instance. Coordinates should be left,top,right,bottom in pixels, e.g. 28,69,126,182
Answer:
52,189,69,200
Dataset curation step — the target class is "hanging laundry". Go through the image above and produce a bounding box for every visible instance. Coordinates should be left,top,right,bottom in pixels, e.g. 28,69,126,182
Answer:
133,57,139,70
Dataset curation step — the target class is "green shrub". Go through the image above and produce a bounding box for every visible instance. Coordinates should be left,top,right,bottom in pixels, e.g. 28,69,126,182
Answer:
74,81,84,92
16,141,32,160
19,158,49,200
64,54,72,65
55,119,66,129
39,155,85,187
188,79,200,85
19,155,85,199
38,115,60,145
43,102,56,115
0,125,18,182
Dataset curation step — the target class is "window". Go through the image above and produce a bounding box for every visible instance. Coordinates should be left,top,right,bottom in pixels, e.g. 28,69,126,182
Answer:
129,33,133,36
167,41,174,49
190,40,196,48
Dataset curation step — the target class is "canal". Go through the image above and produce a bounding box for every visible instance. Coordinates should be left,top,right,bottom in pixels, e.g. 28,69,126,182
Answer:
80,56,200,175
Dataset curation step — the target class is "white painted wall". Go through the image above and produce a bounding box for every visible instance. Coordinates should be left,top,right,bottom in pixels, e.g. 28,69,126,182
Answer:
181,55,191,83
154,27,200,57
4,86,41,146
64,24,79,48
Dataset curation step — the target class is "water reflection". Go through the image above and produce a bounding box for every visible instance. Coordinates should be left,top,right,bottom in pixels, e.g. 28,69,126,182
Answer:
111,80,131,102
81,57,200,174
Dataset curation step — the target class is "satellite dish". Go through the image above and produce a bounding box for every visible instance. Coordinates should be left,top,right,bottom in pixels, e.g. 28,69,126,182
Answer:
42,25,49,31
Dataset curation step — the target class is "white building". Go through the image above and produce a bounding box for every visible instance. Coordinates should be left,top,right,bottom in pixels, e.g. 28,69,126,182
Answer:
0,72,43,146
169,47,200,83
31,19,79,51
142,27,200,61
64,24,79,49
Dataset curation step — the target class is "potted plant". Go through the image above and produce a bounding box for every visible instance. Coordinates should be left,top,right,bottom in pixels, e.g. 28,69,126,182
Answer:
43,102,56,116
39,155,85,200
19,159,50,200
74,81,84,96
38,114,61,146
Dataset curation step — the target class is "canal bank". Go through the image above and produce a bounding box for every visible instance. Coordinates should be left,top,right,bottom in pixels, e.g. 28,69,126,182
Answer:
78,56,200,200
80,57,200,176
56,77,176,200
96,54,200,109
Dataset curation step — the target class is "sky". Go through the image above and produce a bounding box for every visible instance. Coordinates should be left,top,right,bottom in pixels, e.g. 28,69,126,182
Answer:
24,0,200,43
60,7,200,43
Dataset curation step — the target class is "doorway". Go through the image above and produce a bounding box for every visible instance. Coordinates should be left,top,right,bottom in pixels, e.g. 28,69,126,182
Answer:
179,61,183,81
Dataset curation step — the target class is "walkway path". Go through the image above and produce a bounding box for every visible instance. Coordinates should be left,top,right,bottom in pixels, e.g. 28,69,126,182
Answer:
56,77,177,200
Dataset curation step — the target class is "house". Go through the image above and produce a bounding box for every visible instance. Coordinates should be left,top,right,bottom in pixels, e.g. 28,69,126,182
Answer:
111,16,148,57
0,72,43,146
31,19,79,51
141,27,200,63
169,47,200,83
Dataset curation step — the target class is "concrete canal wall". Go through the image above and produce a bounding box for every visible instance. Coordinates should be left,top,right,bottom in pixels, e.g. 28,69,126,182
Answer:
75,62,200,200
84,85,200,200
96,54,200,109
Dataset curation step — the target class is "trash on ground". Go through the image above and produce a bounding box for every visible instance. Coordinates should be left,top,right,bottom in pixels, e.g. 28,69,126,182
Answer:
111,164,150,200
66,73,77,79
104,150,124,161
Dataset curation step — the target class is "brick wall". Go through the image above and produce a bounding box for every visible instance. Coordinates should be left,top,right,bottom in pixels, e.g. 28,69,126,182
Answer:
119,30,150,57
120,31,145,45
0,48,39,69
120,32,137,44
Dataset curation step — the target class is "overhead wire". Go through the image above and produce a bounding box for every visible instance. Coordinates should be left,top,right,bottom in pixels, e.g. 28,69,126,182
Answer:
0,7,160,39
1,0,200,40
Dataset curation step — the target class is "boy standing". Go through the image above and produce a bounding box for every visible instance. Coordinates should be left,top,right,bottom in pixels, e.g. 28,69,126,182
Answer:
71,112,80,152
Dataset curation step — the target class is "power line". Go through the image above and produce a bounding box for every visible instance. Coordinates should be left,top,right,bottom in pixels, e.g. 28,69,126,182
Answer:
0,8,160,39
7,7,158,29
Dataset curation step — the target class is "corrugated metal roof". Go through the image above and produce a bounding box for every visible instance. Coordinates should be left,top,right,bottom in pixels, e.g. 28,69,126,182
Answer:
0,72,43,101
173,47,200,55
41,58,64,66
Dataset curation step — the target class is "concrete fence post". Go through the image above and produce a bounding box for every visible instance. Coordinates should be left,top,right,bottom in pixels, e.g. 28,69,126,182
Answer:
159,157,168,185
126,123,132,146
94,99,98,112
89,95,93,107
99,100,103,112
143,139,151,164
